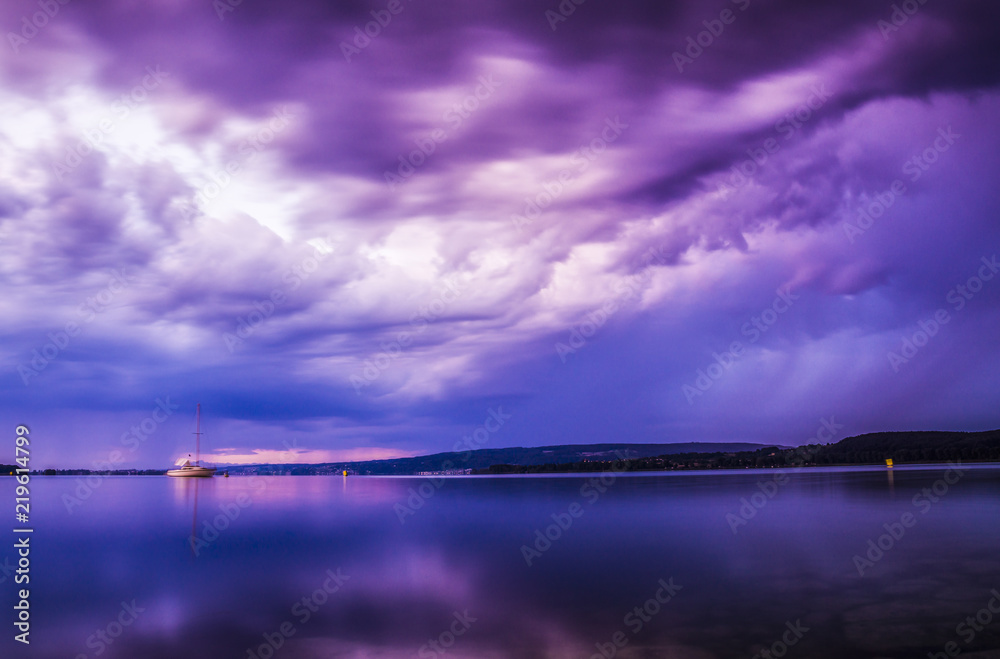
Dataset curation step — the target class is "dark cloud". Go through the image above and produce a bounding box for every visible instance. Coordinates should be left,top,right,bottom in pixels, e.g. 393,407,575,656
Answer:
1,0,999,467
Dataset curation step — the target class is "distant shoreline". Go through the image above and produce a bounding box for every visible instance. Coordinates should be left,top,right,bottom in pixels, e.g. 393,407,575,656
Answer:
8,428,999,476
10,459,999,478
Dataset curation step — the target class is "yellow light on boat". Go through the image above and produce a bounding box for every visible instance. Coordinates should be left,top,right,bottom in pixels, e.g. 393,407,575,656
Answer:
885,458,894,468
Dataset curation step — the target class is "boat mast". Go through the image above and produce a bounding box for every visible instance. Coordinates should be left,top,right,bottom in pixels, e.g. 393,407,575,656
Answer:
194,403,202,464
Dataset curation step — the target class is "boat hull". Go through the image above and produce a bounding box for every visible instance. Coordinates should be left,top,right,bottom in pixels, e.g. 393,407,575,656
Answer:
167,466,217,477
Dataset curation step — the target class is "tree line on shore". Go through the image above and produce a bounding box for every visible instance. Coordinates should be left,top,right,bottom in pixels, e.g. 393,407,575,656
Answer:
473,429,1000,474
7,429,998,476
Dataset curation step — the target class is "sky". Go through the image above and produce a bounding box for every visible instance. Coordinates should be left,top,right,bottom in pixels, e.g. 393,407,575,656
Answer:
3,0,1000,469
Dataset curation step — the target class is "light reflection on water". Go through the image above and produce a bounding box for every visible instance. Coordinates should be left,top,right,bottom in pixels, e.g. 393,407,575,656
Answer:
2,465,999,658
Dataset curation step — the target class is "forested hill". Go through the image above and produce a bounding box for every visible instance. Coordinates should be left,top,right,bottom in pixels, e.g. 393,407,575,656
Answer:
228,442,774,475
473,429,1000,474
815,429,1000,464
15,431,1000,476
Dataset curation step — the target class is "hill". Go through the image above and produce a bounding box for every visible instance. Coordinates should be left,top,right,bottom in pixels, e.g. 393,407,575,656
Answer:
472,429,1000,474
226,442,775,475
808,429,1000,464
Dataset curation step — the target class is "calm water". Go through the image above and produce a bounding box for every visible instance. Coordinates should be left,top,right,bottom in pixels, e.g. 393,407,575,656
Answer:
2,465,1000,658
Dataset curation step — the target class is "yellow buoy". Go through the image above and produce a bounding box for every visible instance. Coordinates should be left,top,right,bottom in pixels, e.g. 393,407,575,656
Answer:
885,458,894,468
343,470,348,476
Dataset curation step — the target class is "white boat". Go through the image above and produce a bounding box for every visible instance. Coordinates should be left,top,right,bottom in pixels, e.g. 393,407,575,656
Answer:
167,403,217,478
167,459,216,478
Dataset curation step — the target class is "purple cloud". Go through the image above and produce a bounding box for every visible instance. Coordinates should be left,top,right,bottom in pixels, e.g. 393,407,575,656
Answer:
2,0,999,467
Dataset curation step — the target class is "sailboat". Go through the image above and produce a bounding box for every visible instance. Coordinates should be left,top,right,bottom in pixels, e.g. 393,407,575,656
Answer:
167,403,217,477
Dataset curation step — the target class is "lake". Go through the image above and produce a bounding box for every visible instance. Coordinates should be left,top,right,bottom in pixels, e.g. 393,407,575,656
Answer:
3,464,1000,658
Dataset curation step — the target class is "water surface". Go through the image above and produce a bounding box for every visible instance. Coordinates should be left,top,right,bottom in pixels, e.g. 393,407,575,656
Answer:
3,464,999,658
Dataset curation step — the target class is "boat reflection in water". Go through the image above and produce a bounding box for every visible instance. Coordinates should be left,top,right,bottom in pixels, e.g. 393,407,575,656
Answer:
170,476,207,558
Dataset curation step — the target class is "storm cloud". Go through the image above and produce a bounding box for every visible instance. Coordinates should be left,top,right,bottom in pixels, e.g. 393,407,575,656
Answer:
3,0,999,467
